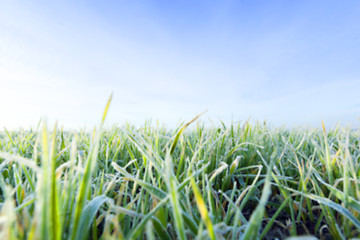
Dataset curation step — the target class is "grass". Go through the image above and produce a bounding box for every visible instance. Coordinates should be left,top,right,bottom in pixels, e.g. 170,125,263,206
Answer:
0,98,360,239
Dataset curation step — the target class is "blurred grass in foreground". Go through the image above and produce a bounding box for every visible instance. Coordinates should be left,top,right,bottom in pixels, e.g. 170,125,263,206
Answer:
0,99,359,239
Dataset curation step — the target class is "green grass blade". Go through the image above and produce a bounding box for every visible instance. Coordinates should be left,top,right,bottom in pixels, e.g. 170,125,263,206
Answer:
165,152,186,240
191,177,216,240
283,186,360,229
241,150,276,240
71,95,112,240
170,111,207,154
75,195,110,240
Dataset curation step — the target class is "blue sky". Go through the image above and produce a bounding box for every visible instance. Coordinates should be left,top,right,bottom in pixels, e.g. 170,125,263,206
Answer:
0,1,359,129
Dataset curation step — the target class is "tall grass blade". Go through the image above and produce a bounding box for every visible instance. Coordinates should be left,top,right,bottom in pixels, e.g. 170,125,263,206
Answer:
70,95,112,240
191,177,216,240
242,150,276,240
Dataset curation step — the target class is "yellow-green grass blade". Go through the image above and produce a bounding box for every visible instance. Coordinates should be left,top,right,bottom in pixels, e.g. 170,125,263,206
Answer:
229,156,241,175
34,121,51,239
170,111,207,155
191,177,216,240
3,127,15,148
127,162,209,239
49,123,61,240
101,93,113,124
165,152,186,240
71,94,112,240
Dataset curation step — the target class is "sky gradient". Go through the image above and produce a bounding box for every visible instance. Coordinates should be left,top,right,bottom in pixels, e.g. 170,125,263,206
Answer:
1,1,359,129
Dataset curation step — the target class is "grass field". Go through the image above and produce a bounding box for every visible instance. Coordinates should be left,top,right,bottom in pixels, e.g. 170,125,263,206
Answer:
0,98,359,239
